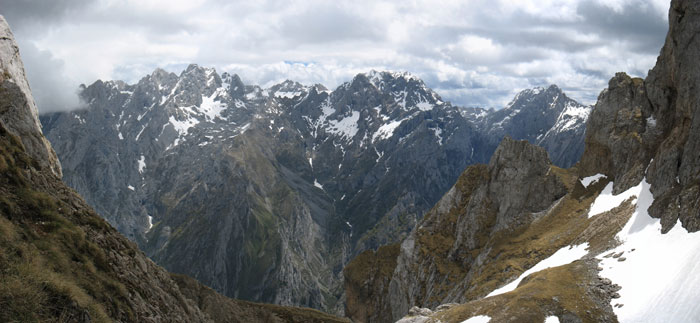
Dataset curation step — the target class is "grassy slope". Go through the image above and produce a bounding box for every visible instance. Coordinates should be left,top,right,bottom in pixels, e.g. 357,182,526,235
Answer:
0,123,129,322
172,273,350,323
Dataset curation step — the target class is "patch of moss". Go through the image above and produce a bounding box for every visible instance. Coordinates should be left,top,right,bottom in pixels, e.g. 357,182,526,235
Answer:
343,243,400,323
344,243,400,285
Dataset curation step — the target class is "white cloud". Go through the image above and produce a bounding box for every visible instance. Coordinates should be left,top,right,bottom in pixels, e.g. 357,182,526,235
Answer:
2,0,670,112
17,40,85,113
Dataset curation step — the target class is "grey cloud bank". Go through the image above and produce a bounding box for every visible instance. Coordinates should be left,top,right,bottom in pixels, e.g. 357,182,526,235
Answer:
0,0,669,113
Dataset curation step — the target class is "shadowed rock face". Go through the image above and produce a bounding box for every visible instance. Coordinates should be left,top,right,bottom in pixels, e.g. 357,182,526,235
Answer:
485,137,568,231
579,73,657,192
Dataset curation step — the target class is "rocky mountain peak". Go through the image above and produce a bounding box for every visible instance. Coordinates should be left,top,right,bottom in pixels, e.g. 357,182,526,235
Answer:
463,84,591,168
147,67,178,88
0,15,61,177
505,84,567,111
486,136,567,230
488,135,551,172
366,70,423,89
269,79,308,99
221,72,246,96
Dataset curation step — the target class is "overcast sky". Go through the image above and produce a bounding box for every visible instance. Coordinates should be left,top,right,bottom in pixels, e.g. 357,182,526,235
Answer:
1,0,670,113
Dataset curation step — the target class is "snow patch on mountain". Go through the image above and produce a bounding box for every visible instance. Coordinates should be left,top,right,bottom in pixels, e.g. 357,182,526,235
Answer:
598,178,700,322
373,119,404,142
588,181,643,218
487,243,589,297
551,102,592,133
460,315,491,323
138,155,146,174
326,111,360,140
146,215,154,232
274,90,303,99
169,114,199,137
432,127,444,145
199,89,228,121
416,101,433,111
580,174,606,188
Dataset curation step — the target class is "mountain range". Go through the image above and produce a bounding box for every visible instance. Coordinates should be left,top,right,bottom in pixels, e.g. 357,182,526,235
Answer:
40,63,590,312
3,0,700,321
0,14,348,323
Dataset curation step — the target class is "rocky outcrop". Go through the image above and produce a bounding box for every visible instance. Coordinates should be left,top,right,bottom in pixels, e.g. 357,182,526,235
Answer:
579,73,657,192
644,0,700,232
581,0,700,232
0,15,61,177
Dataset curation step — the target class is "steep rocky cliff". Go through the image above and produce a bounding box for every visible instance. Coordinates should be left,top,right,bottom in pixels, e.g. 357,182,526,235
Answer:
0,16,61,177
345,1,700,322
0,14,347,323
581,0,700,233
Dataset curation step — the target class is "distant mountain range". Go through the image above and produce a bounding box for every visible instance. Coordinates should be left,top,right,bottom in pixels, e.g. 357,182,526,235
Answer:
0,14,347,323
40,66,590,313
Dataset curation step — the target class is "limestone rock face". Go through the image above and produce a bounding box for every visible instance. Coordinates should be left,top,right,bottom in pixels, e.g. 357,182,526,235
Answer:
486,137,568,231
0,15,61,177
644,0,700,232
581,0,700,232
579,72,659,194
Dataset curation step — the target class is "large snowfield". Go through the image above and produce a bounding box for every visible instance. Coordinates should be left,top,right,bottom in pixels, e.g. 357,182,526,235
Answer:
597,178,700,322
